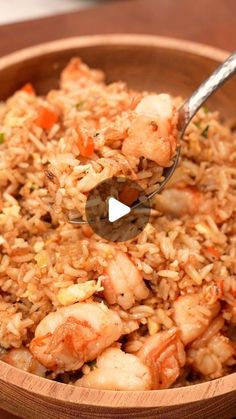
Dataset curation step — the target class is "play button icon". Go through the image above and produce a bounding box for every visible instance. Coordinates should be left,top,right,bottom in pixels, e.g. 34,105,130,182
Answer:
108,198,131,222
85,177,151,242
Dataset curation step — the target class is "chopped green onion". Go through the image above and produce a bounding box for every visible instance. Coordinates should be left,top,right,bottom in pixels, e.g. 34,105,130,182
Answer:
203,106,209,114
75,101,84,110
201,125,209,138
0,133,4,144
194,122,201,129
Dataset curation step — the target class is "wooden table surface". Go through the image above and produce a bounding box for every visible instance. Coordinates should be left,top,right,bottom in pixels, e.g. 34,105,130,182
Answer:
0,0,235,57
0,0,235,418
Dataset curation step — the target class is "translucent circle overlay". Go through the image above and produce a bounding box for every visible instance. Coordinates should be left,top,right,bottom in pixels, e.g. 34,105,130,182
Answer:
85,177,151,242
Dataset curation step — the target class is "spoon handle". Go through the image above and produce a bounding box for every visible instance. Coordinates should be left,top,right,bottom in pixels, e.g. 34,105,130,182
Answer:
179,50,236,134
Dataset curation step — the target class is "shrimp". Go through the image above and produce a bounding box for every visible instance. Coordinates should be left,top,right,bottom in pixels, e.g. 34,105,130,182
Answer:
76,347,152,391
155,183,229,221
155,186,202,217
30,302,122,372
102,251,149,310
76,327,185,390
0,348,46,377
60,58,104,89
137,327,186,389
173,293,220,345
122,94,178,166
187,317,235,379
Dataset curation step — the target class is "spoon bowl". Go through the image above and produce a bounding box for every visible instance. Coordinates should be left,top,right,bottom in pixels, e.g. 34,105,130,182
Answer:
131,50,236,206
69,50,236,224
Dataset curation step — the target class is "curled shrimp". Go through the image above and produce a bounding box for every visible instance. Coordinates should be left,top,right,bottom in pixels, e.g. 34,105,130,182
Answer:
155,183,230,221
0,348,46,377
60,58,104,89
76,327,185,390
102,251,149,310
122,94,178,166
137,327,186,389
187,316,235,379
155,186,202,217
76,347,152,391
173,293,220,345
30,302,122,372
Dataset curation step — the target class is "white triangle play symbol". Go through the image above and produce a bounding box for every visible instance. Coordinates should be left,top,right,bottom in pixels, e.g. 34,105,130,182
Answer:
108,197,131,222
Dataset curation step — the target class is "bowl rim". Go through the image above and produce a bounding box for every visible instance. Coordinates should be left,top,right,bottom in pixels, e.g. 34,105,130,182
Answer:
0,33,230,69
0,34,235,408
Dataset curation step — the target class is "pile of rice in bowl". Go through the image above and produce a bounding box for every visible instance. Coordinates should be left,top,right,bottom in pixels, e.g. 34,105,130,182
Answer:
0,58,235,390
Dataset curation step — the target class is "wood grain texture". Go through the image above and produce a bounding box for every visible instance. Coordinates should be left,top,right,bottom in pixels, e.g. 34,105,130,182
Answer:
0,360,236,418
0,35,235,116
0,0,236,57
0,35,235,419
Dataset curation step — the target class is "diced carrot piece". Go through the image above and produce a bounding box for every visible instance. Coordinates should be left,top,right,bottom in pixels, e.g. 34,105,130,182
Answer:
78,135,94,157
119,185,140,206
205,246,220,259
82,225,93,238
36,107,58,130
21,83,36,95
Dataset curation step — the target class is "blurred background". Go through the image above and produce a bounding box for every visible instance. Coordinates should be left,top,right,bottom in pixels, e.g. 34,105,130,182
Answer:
0,1,234,54
0,0,102,24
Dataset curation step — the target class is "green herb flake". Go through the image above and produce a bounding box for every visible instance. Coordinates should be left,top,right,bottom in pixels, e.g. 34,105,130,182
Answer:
203,106,209,114
94,132,100,137
75,101,84,110
87,360,97,369
201,125,209,138
194,122,201,129
0,133,4,144
30,184,37,192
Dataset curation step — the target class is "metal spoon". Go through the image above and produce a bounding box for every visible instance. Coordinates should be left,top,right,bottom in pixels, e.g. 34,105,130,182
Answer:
142,49,236,202
70,50,236,225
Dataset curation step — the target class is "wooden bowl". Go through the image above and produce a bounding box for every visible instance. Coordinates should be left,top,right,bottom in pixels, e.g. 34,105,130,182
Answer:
0,35,235,419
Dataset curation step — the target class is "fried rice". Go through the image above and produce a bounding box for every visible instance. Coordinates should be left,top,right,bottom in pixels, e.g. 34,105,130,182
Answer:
0,58,235,390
